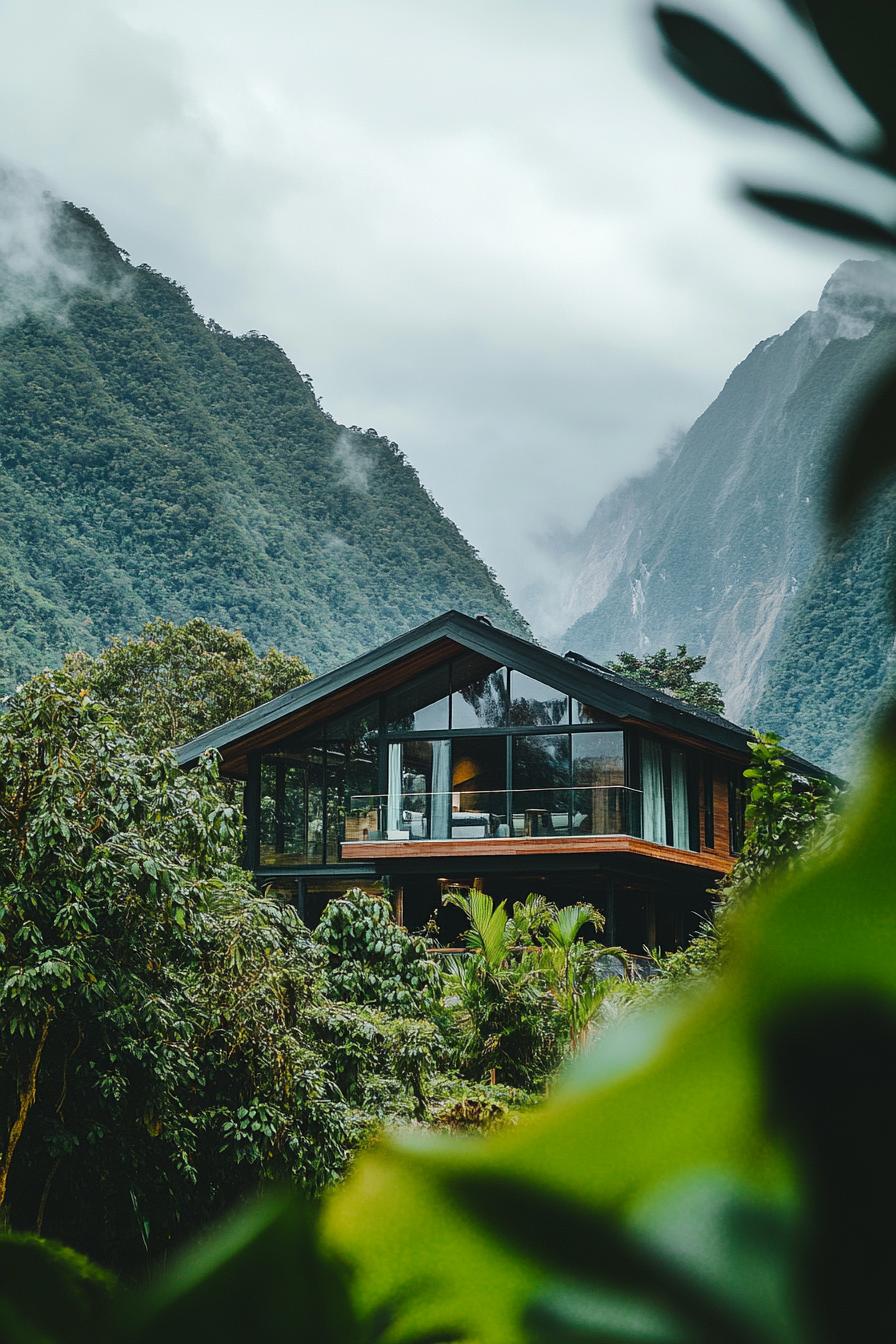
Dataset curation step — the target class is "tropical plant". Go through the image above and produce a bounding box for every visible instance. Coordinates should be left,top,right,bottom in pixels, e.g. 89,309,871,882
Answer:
442,890,626,1081
534,904,628,1052
728,730,838,893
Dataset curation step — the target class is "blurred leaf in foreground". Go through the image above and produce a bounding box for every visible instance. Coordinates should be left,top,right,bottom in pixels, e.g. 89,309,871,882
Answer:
323,734,896,1342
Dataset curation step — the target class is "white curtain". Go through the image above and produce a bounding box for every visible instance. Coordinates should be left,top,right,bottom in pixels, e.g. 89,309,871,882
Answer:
387,742,402,833
670,748,690,849
430,739,451,839
641,737,666,844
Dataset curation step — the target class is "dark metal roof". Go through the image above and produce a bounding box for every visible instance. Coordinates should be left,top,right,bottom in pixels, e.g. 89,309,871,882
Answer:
175,609,832,779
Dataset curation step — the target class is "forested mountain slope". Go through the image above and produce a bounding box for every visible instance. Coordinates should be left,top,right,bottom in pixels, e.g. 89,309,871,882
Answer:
559,261,896,774
0,192,525,688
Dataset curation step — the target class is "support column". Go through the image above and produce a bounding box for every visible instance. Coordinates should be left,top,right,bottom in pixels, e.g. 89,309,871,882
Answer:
605,878,616,945
646,892,657,952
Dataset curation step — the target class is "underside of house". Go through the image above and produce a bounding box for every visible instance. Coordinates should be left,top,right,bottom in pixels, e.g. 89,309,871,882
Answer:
177,611,828,956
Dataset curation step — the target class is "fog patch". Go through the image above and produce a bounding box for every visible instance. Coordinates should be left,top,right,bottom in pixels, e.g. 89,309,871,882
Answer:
332,431,372,492
0,162,128,327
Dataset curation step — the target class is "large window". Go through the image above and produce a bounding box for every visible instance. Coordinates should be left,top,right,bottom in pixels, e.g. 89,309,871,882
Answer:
573,731,625,835
512,733,571,837
385,738,452,840
639,734,698,851
451,736,507,837
259,746,325,866
384,666,449,733
326,702,379,858
509,671,569,727
450,653,508,728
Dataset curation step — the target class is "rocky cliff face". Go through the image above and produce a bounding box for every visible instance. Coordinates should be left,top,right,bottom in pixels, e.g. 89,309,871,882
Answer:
559,261,896,771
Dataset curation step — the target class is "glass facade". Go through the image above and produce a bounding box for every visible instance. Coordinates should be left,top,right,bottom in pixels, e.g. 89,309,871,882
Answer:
450,653,508,728
384,666,449,732
259,747,325,866
508,671,570,727
512,733,572,836
250,656,720,866
325,703,378,857
573,730,626,835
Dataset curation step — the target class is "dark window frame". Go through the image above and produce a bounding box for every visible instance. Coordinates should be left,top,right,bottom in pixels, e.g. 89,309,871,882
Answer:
728,771,746,855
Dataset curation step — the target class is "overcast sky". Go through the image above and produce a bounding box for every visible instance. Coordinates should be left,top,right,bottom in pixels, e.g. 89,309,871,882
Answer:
0,0,886,626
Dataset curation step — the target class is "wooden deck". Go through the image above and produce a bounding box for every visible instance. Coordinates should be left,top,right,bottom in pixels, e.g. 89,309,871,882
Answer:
341,834,735,874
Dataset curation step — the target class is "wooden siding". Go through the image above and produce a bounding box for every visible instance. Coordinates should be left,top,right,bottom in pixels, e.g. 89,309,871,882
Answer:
699,754,738,859
341,833,735,874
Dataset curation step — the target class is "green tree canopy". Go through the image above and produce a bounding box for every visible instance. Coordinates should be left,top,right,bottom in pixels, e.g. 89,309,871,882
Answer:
0,670,352,1266
608,644,725,714
63,617,311,754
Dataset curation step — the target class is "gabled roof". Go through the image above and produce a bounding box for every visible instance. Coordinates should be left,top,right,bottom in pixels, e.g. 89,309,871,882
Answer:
175,610,831,779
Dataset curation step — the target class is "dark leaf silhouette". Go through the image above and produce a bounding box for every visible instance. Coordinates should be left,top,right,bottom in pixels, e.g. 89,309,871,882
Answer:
654,6,831,145
741,186,896,248
829,361,896,528
799,2,896,160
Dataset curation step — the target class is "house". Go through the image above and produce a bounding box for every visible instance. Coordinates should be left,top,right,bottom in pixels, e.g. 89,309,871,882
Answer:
176,611,828,954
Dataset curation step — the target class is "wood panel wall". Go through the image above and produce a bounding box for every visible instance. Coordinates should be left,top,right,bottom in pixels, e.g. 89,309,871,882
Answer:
699,756,736,859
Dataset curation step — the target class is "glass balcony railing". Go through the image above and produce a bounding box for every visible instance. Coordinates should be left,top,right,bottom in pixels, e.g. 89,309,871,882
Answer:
342,785,641,843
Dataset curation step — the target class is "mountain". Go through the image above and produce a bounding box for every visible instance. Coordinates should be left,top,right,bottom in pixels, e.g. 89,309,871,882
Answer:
558,260,896,774
0,184,526,688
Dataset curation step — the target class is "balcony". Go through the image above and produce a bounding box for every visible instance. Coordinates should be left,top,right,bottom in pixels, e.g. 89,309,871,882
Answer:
342,785,640,843
339,784,734,873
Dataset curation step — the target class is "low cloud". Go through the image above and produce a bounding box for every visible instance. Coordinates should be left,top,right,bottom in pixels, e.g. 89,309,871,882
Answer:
332,431,372,492
0,161,127,327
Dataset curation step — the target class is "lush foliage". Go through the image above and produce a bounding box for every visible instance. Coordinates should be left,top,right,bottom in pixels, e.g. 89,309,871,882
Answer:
64,617,311,754
442,890,625,1089
0,670,356,1264
608,645,725,714
314,889,441,1018
0,674,471,1272
0,195,527,694
4,733,892,1341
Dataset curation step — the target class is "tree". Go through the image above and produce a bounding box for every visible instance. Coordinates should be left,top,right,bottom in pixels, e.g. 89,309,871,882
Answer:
608,645,725,714
0,669,352,1267
63,618,312,755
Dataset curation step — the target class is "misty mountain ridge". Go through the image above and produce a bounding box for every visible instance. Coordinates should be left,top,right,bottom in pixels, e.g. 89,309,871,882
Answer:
0,177,526,687
559,259,896,774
